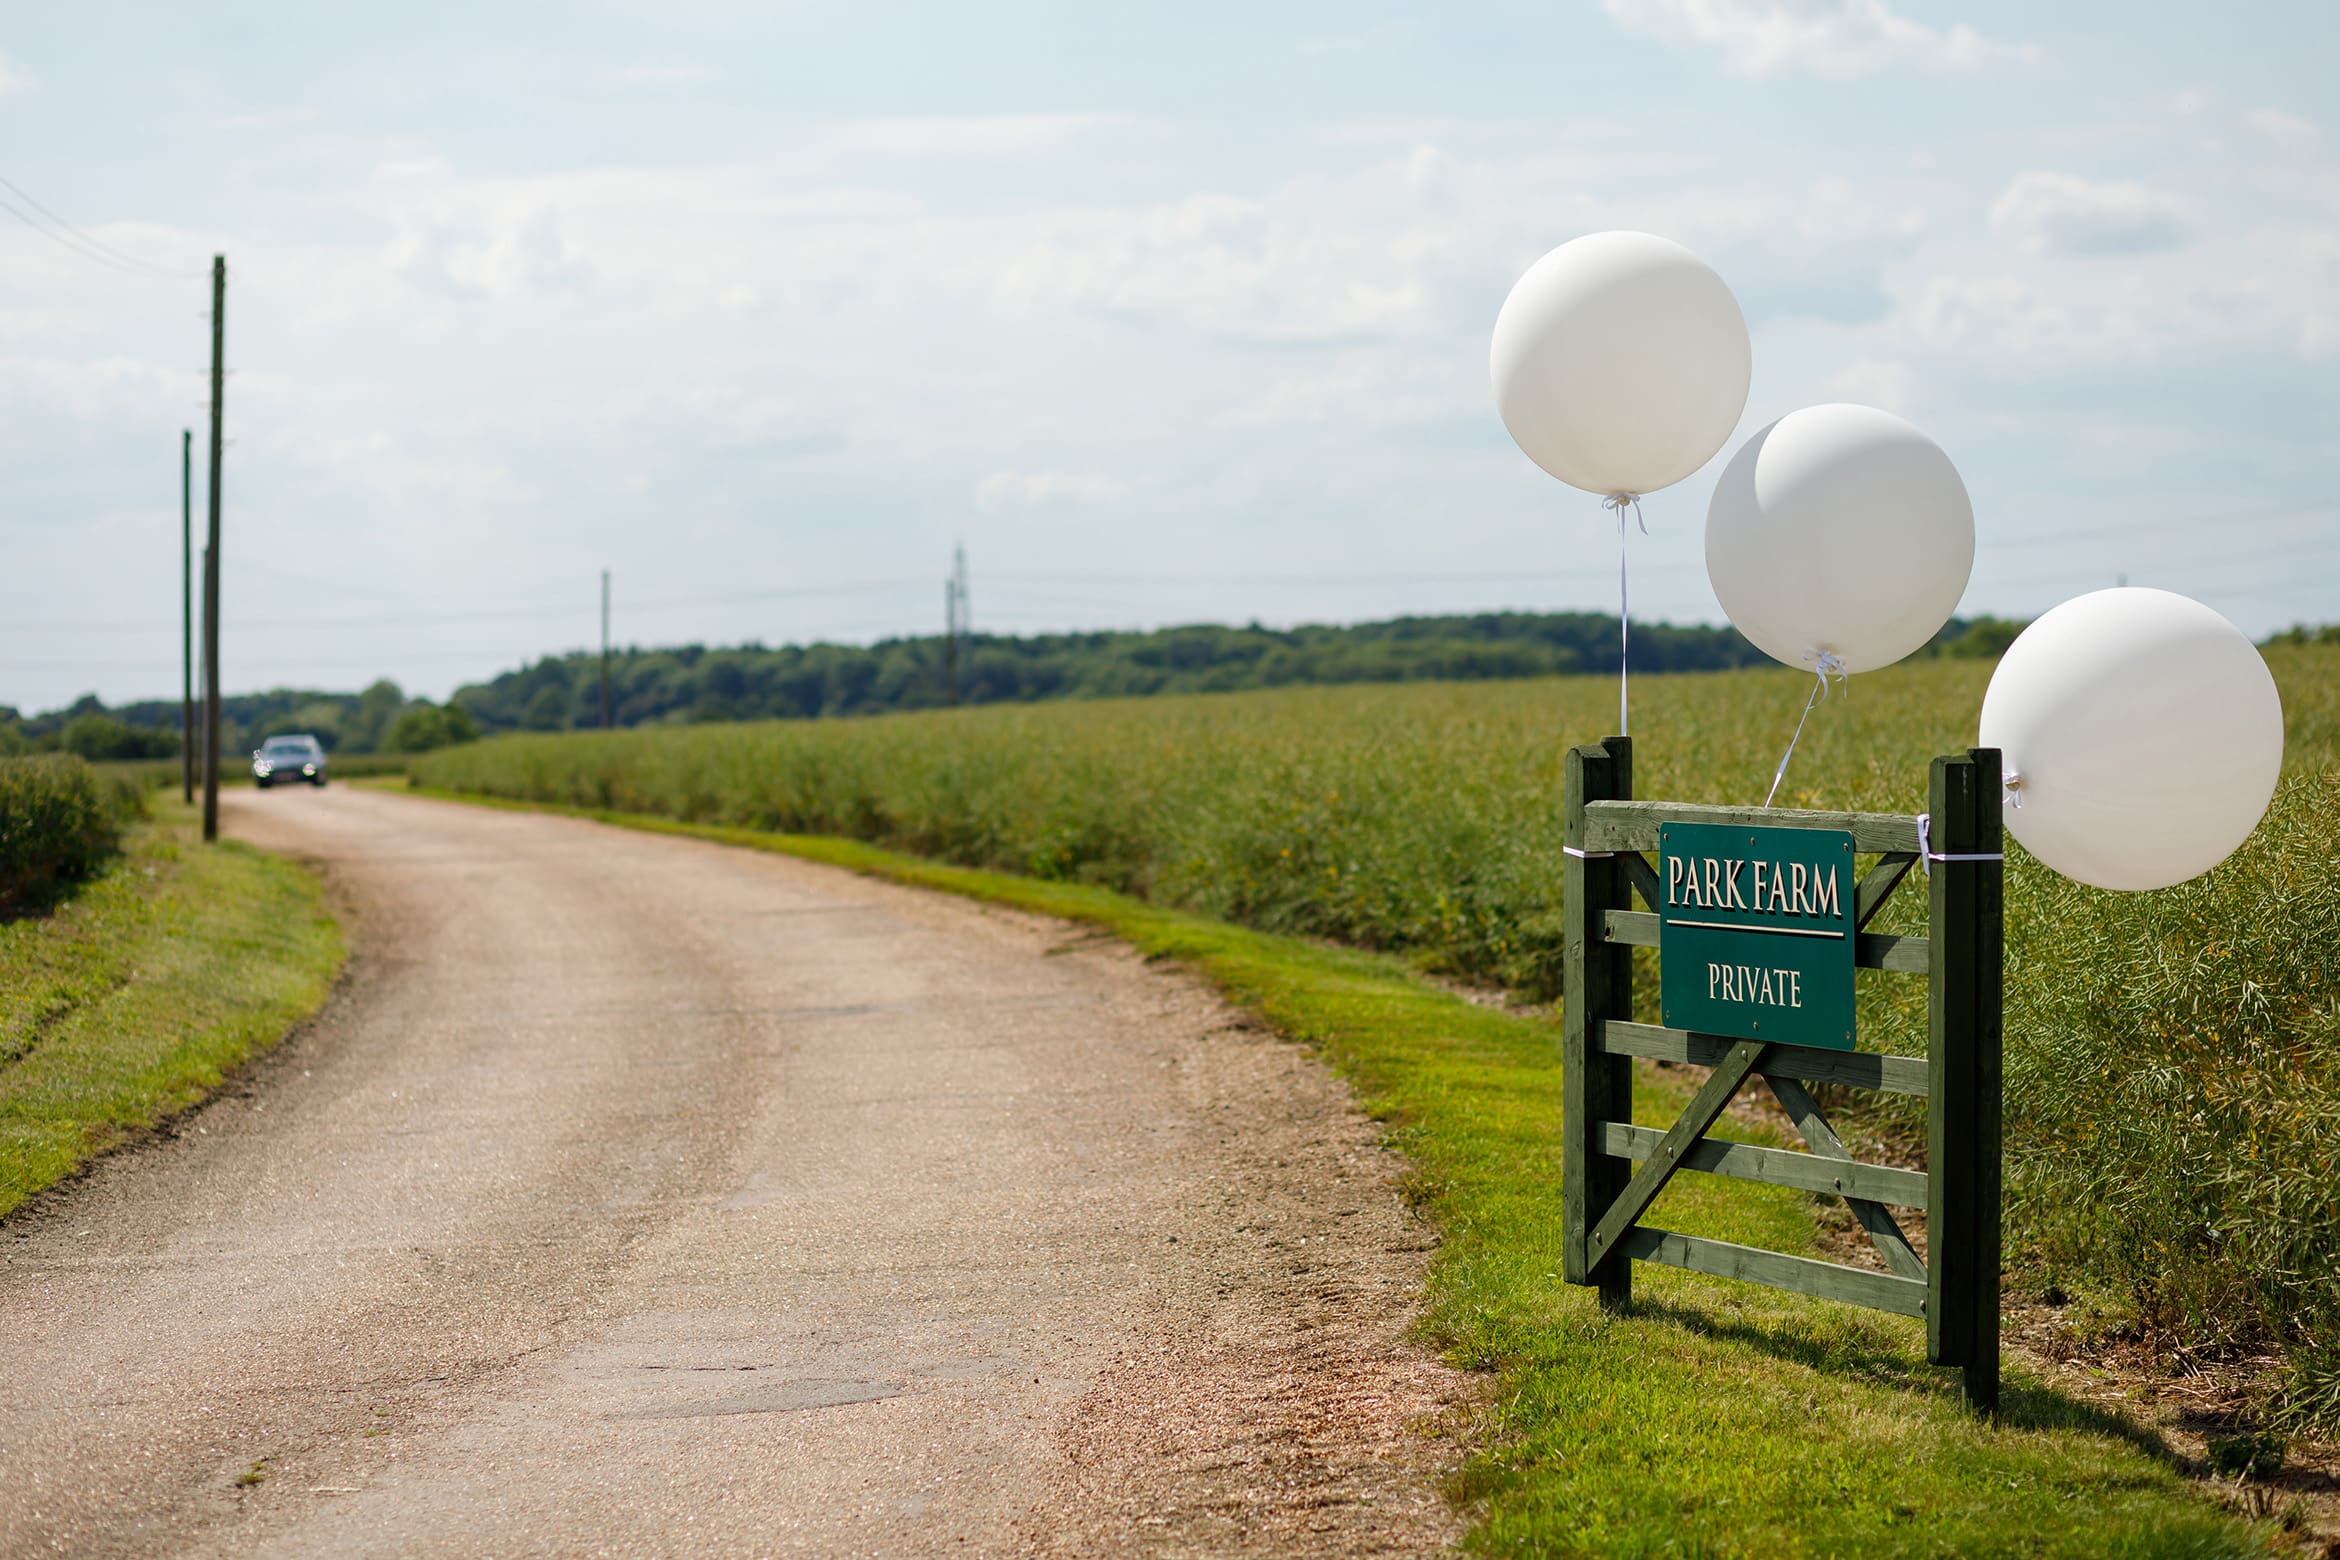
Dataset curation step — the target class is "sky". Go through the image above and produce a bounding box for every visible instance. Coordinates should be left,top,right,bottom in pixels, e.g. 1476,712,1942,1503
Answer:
2,0,2335,712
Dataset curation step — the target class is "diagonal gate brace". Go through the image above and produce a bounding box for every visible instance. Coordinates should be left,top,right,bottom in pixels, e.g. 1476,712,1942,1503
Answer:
1766,1075,1925,1282
1587,1038,1769,1273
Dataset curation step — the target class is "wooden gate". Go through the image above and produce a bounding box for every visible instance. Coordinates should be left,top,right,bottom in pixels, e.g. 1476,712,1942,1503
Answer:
1560,737,2004,1410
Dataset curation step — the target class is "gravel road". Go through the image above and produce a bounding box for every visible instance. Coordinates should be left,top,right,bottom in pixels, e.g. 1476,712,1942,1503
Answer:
0,786,1466,1557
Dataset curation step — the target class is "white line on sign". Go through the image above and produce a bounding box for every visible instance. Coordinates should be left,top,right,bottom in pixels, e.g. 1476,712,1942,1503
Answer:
1667,919,1846,940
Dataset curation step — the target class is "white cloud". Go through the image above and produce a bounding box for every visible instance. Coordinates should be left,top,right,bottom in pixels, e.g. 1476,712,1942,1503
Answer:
1903,275,2081,358
384,206,596,298
0,50,32,98
1600,0,2035,77
2303,313,2338,360
0,352,195,421
213,107,319,133
1886,213,2333,367
974,470,1132,512
1820,356,1914,412
1219,364,1472,429
619,62,720,88
1989,172,2199,257
2249,109,2319,150
1299,21,1416,57
820,114,1130,157
987,182,1445,344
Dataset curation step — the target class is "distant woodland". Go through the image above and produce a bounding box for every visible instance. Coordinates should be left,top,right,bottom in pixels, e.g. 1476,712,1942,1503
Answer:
0,680,474,762
0,610,2165,755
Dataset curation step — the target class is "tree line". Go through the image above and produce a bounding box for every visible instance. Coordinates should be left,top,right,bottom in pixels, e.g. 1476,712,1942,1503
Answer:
1,610,2107,752
0,681,475,762
459,612,1779,731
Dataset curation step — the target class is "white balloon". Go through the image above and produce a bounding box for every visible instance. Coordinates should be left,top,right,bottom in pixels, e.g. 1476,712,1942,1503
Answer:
1490,231,1751,498
1978,588,2284,892
1704,404,1974,675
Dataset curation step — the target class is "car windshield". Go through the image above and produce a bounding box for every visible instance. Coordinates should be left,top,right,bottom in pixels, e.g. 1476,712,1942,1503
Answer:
263,740,314,754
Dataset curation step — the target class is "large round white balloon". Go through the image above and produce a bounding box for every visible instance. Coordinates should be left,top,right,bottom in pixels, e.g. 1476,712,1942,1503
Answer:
1490,231,1750,498
1979,588,2284,892
1704,404,1974,675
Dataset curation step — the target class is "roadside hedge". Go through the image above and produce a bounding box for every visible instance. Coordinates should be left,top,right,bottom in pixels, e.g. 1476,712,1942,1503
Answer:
0,755,145,914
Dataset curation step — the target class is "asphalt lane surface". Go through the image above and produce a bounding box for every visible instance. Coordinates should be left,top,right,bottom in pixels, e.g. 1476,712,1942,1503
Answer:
0,786,1463,1557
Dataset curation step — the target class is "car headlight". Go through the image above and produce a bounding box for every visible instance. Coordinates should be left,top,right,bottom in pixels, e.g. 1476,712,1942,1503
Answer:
303,764,316,775
254,761,272,775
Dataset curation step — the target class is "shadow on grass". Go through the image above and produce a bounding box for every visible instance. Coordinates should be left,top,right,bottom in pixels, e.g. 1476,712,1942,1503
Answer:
0,868,103,925
1627,1289,2183,1465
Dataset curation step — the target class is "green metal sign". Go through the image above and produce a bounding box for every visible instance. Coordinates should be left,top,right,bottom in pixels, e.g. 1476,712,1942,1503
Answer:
1658,822,1856,1051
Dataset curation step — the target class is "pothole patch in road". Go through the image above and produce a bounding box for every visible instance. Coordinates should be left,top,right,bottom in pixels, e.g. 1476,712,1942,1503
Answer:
614,1380,902,1418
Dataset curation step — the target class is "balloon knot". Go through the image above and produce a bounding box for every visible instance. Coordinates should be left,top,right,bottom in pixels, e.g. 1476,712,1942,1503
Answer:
2003,769,2025,811
1602,493,1648,533
1803,649,1849,699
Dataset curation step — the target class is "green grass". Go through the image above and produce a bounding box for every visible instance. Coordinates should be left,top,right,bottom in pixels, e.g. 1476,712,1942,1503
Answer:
410,648,2340,1429
0,798,344,1218
0,753,146,913
405,785,2282,1556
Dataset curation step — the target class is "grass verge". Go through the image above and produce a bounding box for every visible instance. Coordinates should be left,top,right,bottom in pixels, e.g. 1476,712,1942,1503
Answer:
406,783,2284,1557
0,798,343,1219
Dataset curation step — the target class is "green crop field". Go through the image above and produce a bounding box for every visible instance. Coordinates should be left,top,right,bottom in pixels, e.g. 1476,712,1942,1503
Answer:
413,646,2340,1444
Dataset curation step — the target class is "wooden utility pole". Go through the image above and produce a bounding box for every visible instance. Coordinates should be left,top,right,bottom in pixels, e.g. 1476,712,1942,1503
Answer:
180,429,194,805
201,256,225,842
600,569,612,728
197,546,208,781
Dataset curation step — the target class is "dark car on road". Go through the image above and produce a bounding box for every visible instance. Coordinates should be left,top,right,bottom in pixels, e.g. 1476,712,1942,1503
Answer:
253,734,328,788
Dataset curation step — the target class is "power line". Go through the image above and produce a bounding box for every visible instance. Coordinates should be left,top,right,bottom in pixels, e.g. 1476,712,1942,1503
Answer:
1981,532,2340,591
985,566,1707,586
1981,505,2336,552
7,541,2329,638
0,577,932,634
0,173,199,281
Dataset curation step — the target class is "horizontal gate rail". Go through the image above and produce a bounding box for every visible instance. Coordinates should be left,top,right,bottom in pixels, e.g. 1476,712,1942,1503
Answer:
1582,800,1925,854
1600,908,1930,974
1600,1020,1932,1097
1855,853,1919,928
1619,1227,1929,1318
1600,1122,1927,1207
1562,738,2003,1412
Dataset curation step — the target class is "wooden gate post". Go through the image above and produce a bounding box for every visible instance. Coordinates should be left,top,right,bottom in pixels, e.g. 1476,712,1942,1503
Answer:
1927,748,2005,1412
1563,736,1635,1310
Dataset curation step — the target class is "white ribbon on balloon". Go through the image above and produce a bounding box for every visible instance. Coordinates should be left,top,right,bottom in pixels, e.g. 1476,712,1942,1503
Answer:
1601,492,1646,737
1762,649,1849,808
